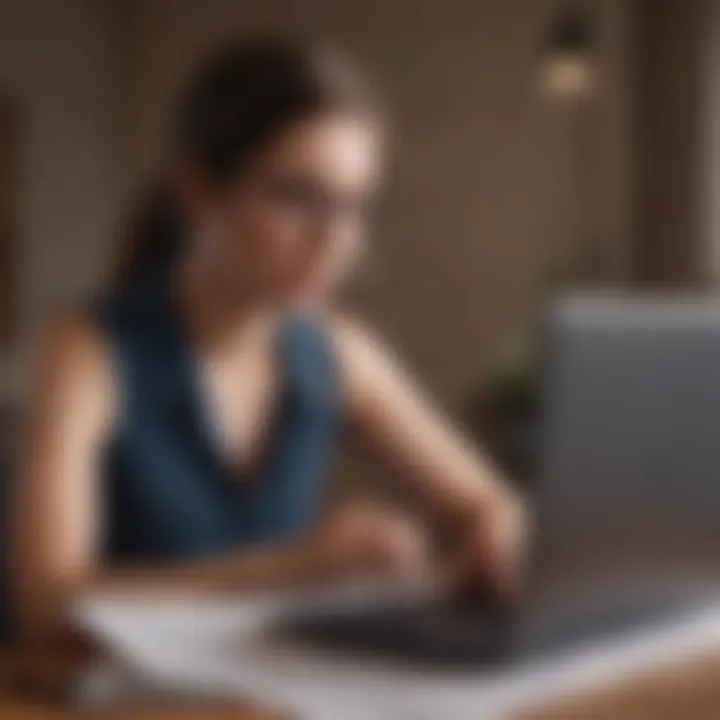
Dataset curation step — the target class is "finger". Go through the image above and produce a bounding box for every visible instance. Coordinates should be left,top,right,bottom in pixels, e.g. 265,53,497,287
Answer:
454,543,517,603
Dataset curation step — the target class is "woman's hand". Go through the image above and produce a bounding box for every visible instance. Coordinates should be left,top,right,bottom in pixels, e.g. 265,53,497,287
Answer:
452,490,529,602
305,501,432,581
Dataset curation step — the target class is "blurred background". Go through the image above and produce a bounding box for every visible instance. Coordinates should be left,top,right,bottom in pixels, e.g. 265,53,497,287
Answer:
0,0,717,480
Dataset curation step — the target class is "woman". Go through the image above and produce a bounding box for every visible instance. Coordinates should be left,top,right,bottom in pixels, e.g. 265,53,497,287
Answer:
17,38,524,646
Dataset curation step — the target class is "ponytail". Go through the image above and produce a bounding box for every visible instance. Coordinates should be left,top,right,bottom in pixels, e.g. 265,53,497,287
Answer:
114,182,185,289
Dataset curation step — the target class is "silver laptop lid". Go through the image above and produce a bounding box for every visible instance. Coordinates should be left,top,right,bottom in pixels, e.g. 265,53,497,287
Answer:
535,293,720,598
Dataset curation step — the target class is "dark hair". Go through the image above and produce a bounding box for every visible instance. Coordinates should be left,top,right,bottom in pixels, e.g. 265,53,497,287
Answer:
115,37,379,288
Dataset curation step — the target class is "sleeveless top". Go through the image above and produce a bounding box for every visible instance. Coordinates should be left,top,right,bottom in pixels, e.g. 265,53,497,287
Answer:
93,277,340,563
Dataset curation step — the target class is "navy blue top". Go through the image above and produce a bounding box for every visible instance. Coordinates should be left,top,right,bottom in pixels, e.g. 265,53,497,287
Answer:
93,277,340,564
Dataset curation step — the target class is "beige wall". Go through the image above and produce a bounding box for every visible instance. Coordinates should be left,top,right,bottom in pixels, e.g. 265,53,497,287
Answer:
0,0,118,395
118,0,635,408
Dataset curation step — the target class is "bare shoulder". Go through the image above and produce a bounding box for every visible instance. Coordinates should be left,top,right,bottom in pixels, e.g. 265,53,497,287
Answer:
324,310,391,372
36,312,109,378
321,310,413,405
31,311,114,413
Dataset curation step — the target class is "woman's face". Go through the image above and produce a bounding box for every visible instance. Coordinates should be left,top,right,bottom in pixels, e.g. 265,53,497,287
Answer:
187,114,381,307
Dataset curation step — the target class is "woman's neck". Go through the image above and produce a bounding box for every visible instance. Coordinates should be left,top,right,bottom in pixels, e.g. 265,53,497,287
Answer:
173,253,277,354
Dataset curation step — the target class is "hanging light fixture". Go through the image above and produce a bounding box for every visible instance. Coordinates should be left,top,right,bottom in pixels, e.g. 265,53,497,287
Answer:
540,5,596,100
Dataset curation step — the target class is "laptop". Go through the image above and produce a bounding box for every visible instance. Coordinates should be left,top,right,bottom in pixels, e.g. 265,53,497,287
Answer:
272,293,720,666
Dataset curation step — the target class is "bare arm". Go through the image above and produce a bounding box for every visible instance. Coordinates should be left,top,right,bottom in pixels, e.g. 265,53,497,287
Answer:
332,317,526,590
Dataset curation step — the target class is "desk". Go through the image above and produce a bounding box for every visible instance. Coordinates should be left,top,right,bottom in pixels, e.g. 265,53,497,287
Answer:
3,652,720,718
522,651,720,719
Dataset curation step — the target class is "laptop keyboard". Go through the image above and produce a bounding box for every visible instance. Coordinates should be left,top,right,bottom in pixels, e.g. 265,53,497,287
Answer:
275,594,515,667
275,590,713,668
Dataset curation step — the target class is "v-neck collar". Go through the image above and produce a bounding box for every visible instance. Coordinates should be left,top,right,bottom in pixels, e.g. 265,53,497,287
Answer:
156,275,293,488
